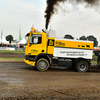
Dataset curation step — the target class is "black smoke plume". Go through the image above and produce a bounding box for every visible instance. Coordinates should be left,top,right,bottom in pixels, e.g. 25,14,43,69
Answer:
45,0,66,29
45,0,99,29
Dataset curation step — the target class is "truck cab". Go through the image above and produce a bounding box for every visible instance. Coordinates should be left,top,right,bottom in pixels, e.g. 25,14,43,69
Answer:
24,28,48,67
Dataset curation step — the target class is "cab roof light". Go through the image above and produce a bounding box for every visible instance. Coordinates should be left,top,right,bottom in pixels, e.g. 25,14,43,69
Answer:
31,27,34,32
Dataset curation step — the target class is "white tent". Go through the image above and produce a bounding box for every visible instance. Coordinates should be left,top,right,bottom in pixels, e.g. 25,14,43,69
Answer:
0,36,9,44
18,37,26,44
49,28,57,37
48,28,62,38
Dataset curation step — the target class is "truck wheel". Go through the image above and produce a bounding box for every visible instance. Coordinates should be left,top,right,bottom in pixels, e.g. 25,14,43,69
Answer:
36,58,49,71
76,60,89,72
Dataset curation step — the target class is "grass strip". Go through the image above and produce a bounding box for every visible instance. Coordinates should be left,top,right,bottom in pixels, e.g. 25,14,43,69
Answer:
0,50,24,53
0,57,24,60
93,55,97,57
91,61,97,64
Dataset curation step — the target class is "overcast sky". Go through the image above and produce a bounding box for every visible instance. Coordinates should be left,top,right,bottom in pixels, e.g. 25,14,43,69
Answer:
0,0,100,44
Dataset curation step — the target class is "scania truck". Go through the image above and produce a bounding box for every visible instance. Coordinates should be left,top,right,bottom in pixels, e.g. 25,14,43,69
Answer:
24,27,93,72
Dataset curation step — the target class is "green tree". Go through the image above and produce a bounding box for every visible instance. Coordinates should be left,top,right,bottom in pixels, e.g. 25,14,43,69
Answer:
87,35,98,47
64,34,74,39
6,35,13,43
79,36,87,40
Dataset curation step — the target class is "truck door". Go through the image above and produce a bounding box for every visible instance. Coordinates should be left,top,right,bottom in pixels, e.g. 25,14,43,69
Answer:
27,34,43,55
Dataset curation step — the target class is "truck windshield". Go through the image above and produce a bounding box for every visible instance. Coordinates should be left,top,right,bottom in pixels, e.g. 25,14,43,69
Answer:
30,34,42,44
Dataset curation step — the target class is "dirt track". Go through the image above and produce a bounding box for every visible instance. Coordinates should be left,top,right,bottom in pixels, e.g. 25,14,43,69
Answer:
0,52,24,58
0,62,100,100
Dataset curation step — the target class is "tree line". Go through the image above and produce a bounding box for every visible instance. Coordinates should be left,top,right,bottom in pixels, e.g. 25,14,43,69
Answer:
6,35,13,43
64,34,98,47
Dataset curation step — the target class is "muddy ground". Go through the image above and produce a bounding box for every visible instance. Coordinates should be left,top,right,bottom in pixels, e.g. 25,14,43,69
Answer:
0,52,24,58
0,52,100,99
0,61,100,100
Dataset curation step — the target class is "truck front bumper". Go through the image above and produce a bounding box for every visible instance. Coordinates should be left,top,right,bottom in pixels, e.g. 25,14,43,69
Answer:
24,60,36,66
24,55,36,66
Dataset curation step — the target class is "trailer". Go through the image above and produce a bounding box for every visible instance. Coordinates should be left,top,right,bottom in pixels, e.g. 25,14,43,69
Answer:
24,27,94,72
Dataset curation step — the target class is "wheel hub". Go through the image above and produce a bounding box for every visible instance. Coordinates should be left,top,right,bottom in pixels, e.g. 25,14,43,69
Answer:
38,61,47,69
79,64,86,71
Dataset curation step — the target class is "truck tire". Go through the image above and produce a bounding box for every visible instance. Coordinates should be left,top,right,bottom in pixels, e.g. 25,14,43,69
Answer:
36,58,49,71
76,60,89,72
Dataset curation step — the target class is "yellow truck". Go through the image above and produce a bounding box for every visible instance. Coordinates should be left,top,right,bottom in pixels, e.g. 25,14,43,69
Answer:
24,27,93,72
